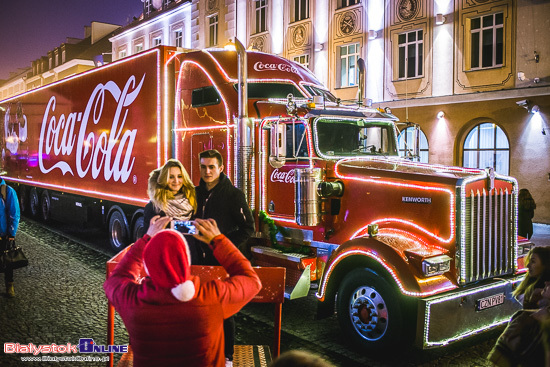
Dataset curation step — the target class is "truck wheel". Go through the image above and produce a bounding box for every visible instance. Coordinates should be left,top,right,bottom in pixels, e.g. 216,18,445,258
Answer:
336,268,404,351
41,190,51,222
109,211,129,252
29,188,40,218
132,216,145,243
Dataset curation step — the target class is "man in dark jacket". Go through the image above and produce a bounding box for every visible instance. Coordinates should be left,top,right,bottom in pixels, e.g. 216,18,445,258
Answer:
195,149,254,257
195,149,255,366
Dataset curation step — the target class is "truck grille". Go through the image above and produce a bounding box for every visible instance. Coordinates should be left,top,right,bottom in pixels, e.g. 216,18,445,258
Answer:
462,188,515,283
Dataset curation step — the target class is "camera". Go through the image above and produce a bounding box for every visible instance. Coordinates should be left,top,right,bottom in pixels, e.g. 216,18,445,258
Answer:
172,220,196,235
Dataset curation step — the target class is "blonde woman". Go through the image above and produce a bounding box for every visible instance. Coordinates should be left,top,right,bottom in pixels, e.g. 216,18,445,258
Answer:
143,159,197,234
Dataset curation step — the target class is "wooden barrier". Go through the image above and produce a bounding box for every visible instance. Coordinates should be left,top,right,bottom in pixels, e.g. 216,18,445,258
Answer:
105,245,286,367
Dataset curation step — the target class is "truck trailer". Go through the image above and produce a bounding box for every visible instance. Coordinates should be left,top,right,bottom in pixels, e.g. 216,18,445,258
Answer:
0,44,532,350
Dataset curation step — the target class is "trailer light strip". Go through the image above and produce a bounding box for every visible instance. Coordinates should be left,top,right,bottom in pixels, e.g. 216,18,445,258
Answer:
4,177,148,205
174,60,233,178
173,125,234,132
422,277,522,347
316,249,457,300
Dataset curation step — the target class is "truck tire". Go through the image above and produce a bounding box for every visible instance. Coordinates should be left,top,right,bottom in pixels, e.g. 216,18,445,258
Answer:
336,268,405,351
41,190,51,222
29,188,40,218
109,211,129,252
132,216,145,243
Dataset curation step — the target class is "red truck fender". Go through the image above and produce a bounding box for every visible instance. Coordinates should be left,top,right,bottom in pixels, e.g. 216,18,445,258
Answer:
316,231,457,303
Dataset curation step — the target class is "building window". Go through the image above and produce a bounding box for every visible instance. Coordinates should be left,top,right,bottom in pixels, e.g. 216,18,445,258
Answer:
209,15,218,47
470,12,503,69
291,0,309,22
255,0,268,34
62,50,66,64
118,48,127,59
397,126,429,163
174,30,183,47
338,43,360,88
398,29,423,79
144,0,153,15
337,0,358,9
293,54,310,69
463,122,509,175
163,0,171,8
49,57,52,69
152,36,162,46
134,43,143,53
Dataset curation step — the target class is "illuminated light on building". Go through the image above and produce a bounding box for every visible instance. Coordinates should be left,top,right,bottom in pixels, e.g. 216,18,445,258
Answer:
316,248,457,301
421,277,523,347
271,0,284,55
111,3,192,53
4,176,148,206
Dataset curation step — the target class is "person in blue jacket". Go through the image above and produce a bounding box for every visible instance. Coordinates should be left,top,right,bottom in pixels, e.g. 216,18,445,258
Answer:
0,178,20,298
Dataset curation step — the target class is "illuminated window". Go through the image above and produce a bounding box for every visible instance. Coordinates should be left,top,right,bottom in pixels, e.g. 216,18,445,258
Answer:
293,54,309,69
338,43,360,88
118,48,127,59
470,13,503,69
398,126,429,163
143,0,153,15
174,30,183,47
134,43,143,53
337,0,358,9
62,50,66,64
291,0,309,22
152,36,162,46
398,29,423,79
255,0,268,34
463,123,509,175
209,15,218,47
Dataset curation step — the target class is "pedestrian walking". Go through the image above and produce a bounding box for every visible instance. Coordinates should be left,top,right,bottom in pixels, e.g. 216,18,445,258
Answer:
104,216,261,367
195,149,255,366
0,177,21,298
518,188,536,239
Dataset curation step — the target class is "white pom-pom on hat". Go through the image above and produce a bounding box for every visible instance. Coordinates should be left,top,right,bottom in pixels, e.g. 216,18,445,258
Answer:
171,280,196,302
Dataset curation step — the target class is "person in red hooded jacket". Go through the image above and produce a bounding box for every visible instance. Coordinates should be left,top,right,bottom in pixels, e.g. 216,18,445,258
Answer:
103,216,262,367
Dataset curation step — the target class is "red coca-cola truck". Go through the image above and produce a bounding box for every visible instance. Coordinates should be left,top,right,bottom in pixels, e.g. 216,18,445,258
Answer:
0,44,532,349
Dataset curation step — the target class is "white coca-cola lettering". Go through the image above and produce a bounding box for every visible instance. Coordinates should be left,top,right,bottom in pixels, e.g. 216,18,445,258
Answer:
270,168,295,183
253,61,298,74
38,75,145,183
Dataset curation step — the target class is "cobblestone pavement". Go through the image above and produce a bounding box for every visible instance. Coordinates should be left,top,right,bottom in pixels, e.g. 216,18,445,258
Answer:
3,219,548,366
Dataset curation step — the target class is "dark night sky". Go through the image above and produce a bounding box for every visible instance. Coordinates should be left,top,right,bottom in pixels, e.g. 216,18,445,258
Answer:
0,0,144,80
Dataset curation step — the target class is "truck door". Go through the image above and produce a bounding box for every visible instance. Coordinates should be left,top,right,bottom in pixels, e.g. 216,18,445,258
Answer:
177,64,228,184
263,120,310,219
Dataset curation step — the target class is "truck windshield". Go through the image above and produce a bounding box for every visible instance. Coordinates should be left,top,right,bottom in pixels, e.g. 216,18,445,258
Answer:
314,118,398,157
302,85,338,103
235,83,305,99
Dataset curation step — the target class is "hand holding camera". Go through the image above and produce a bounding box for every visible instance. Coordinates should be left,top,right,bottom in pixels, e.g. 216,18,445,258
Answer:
192,218,221,245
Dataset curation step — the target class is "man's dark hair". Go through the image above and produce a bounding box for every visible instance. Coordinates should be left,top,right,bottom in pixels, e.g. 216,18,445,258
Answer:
199,149,223,166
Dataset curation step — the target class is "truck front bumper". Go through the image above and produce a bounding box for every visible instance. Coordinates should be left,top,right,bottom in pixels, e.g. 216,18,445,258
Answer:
417,275,523,348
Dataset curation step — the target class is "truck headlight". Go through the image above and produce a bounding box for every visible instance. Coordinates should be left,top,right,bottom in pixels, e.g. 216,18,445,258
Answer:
422,255,452,277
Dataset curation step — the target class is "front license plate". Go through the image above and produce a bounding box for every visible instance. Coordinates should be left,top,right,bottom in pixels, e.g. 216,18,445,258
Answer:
476,293,505,311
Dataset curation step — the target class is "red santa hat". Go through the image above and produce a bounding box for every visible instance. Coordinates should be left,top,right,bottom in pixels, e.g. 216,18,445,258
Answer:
143,229,196,302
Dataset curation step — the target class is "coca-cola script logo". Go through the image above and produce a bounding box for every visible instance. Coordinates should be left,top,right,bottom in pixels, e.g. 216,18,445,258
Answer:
270,168,295,184
38,75,145,183
253,61,298,74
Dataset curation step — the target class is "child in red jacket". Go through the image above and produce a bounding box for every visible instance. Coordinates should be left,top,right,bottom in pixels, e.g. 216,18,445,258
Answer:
104,216,262,367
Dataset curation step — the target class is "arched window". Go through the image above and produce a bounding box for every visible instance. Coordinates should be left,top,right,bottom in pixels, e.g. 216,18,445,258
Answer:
398,126,429,163
463,122,509,175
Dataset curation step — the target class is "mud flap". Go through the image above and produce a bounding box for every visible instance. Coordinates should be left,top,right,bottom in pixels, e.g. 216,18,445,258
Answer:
288,264,311,300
